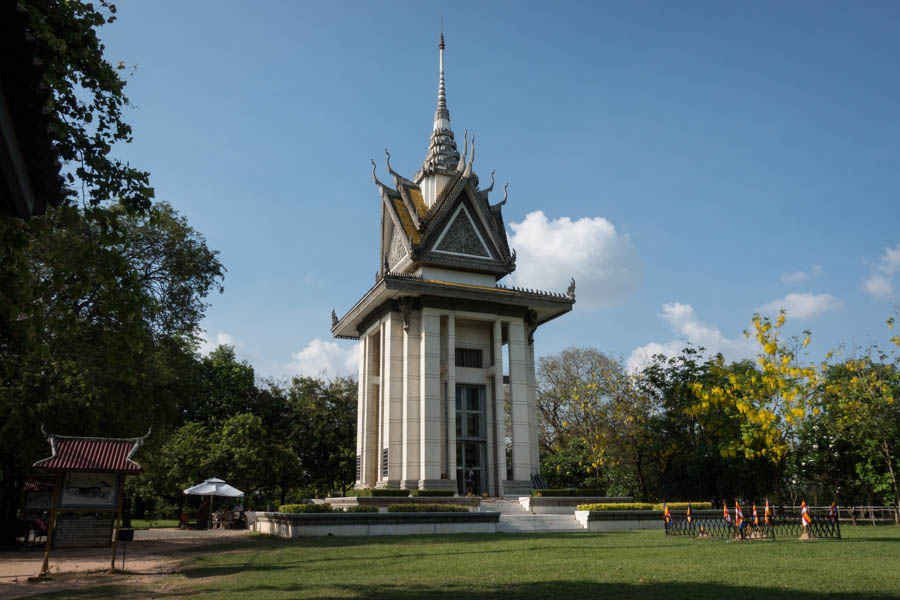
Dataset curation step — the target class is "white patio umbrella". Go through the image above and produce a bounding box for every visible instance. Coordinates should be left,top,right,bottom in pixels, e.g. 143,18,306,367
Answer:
184,478,244,529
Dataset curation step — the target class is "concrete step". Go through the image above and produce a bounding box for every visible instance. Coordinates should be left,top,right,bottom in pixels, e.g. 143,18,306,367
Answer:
481,499,527,515
498,514,585,533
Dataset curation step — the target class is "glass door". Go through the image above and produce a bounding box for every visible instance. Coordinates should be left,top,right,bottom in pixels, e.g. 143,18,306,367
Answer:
456,385,487,496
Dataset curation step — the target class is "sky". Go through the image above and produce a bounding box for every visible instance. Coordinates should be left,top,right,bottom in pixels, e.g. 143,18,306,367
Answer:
98,0,900,380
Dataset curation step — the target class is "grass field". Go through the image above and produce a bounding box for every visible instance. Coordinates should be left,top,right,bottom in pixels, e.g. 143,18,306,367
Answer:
128,519,179,529
30,526,900,599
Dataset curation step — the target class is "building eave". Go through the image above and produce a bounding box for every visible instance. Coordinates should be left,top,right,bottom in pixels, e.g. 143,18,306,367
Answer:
332,274,574,340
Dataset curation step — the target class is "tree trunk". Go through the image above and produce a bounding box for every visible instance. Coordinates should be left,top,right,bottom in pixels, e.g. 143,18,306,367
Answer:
882,439,900,524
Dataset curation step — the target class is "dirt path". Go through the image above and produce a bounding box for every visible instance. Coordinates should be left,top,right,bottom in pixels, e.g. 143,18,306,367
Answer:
0,529,251,599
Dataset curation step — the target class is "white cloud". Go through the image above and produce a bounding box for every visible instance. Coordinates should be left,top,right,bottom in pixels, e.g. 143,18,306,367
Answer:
780,264,823,284
879,245,900,275
863,243,900,299
626,302,756,372
506,210,641,309
288,338,358,378
198,331,236,355
781,271,808,283
864,275,893,298
758,292,842,320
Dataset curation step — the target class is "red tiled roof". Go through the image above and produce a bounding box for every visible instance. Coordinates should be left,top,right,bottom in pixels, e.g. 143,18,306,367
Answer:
33,434,147,473
23,477,55,492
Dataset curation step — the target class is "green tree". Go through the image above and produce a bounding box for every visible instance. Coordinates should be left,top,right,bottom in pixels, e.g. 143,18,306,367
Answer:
285,377,357,496
22,0,153,211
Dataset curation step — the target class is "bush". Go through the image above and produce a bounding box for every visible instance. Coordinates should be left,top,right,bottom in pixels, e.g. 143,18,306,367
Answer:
653,502,713,511
410,490,455,497
387,504,469,512
576,503,654,511
278,503,333,513
530,489,575,497
344,505,379,513
345,488,411,497
531,488,610,497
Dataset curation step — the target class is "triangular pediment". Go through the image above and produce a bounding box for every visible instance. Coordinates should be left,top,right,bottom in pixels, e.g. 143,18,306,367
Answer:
433,204,492,259
387,221,408,268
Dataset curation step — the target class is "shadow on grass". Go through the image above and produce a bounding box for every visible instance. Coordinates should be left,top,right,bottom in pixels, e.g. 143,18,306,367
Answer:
22,579,900,600
185,580,900,600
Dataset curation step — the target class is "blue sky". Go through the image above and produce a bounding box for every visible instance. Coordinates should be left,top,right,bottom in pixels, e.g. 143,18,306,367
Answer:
100,0,900,379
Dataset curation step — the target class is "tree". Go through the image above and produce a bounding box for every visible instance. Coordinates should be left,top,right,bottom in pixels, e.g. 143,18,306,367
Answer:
0,1,224,528
22,0,154,211
285,377,357,497
819,353,900,511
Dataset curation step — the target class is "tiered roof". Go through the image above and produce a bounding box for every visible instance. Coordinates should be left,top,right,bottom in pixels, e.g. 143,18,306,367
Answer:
372,35,515,280
33,429,149,473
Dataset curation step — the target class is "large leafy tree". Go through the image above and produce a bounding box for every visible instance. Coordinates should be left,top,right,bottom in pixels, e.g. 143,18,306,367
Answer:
285,377,357,497
0,0,224,527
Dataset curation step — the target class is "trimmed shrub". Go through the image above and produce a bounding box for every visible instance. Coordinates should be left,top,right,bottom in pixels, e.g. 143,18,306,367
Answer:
344,505,379,513
531,488,613,497
653,502,713,511
278,503,333,513
576,503,654,511
410,490,455,497
387,504,469,512
345,488,411,497
530,489,575,497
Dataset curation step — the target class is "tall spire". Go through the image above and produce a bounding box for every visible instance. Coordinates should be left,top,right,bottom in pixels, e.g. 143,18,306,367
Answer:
416,32,460,183
436,33,448,121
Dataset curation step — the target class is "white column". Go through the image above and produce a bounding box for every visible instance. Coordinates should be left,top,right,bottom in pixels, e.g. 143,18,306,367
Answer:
383,312,404,486
446,313,457,485
401,310,421,487
526,339,539,475
356,339,365,486
508,318,531,481
493,319,507,494
419,308,443,487
377,321,385,484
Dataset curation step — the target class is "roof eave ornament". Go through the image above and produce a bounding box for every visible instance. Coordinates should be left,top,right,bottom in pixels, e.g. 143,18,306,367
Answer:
371,159,386,188
385,148,400,179
463,134,475,178
456,130,468,172
484,169,496,193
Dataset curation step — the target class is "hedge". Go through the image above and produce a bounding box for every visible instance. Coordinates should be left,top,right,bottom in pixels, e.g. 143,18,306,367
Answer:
531,488,608,497
345,488,411,497
653,502,713,511
576,502,714,511
410,490,455,497
278,503,333,513
343,505,379,513
387,504,469,512
577,503,654,511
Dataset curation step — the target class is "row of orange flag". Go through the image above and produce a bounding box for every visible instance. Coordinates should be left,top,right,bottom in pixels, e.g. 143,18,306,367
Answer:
662,500,838,527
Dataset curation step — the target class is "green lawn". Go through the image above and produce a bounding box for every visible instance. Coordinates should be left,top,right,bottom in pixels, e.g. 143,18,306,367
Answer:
30,526,900,599
129,519,179,529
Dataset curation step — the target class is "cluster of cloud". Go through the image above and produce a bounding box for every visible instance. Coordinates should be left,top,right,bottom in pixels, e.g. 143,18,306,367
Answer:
780,264,823,284
288,338,358,378
506,211,641,308
863,243,900,299
626,303,756,372
197,331,236,355
757,292,843,320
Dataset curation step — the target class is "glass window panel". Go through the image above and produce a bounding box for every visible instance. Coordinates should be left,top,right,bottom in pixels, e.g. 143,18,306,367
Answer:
465,443,477,467
455,416,462,437
467,414,481,437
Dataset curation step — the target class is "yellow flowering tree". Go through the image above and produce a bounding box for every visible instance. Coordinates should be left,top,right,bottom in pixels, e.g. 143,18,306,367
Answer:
815,318,900,512
689,312,819,463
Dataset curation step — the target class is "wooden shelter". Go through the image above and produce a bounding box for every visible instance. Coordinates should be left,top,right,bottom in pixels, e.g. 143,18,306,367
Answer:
33,428,148,574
